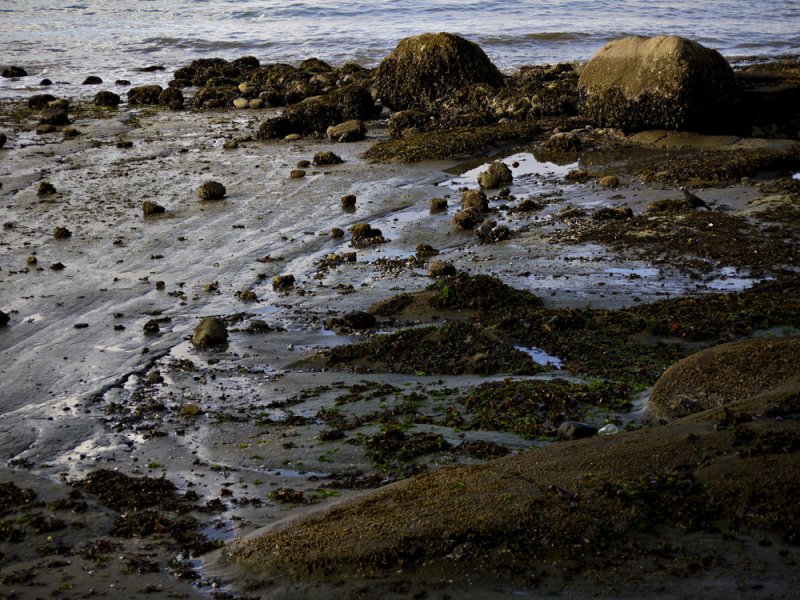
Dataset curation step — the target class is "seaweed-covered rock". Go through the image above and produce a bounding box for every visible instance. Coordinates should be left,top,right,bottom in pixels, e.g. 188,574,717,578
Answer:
388,109,431,139
53,226,72,239
192,317,229,348
94,91,121,107
142,201,165,215
257,115,292,140
197,181,226,200
375,33,504,111
27,94,56,109
578,35,741,132
2,66,27,78
324,311,377,331
478,161,513,189
327,119,366,142
650,337,800,419
38,108,69,126
159,87,184,109
128,85,163,106
313,151,344,166
461,189,488,212
37,181,57,196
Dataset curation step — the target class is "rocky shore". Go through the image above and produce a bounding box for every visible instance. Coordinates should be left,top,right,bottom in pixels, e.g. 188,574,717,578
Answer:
1,33,799,599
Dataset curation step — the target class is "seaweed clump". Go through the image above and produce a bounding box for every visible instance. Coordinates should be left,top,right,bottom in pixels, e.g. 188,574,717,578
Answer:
325,320,540,375
458,378,632,438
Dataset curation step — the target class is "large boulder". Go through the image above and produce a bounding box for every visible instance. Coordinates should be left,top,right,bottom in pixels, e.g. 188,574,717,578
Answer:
374,33,504,111
649,336,800,419
578,35,741,132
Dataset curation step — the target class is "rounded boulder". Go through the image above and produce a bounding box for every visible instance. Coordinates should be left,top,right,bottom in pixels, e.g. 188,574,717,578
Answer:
375,33,504,111
192,317,229,348
649,336,800,420
578,35,741,132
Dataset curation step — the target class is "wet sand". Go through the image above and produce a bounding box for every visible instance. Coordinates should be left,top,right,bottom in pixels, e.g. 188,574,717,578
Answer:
1,90,799,599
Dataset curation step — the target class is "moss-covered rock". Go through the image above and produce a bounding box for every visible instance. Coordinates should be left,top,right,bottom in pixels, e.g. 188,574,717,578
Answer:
649,337,800,419
127,85,164,106
478,161,513,189
578,35,741,132
374,33,504,111
191,317,228,349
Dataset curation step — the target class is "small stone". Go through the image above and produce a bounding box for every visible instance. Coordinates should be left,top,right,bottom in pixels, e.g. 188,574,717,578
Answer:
223,139,239,150
27,94,56,109
599,175,620,188
74,323,89,329
39,108,69,126
115,79,131,86
94,91,121,107
0,132,6,149
116,140,133,148
40,78,52,86
429,260,457,277
557,421,598,440
0,310,9,327
53,226,72,239
142,201,165,215
233,97,249,109
197,180,226,200
284,133,302,141
235,289,258,302
330,227,344,238
238,82,252,93
62,127,81,139
296,160,311,168
143,319,160,334
429,197,448,212
453,209,481,230
26,256,37,265
289,169,306,179
127,85,163,106
272,274,295,291
248,98,264,109
341,194,356,208
155,281,166,290
179,404,204,418
313,151,343,166
192,317,228,348
327,119,366,143
2,66,27,78
478,161,513,189
50,262,65,271
145,369,164,384
461,189,488,212
415,243,439,258
36,124,57,135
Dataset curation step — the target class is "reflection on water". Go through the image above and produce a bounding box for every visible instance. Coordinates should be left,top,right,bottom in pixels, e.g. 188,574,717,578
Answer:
515,346,563,369
443,152,578,190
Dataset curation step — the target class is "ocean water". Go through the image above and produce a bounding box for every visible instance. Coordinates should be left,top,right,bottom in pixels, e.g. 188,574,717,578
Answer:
1,0,798,98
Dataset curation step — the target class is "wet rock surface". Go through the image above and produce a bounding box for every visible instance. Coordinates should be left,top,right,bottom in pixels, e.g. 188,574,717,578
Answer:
0,36,799,600
375,33,504,111
650,336,800,419
578,35,742,132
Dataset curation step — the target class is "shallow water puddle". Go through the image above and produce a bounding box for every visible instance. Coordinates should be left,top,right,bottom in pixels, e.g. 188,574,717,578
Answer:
703,267,768,291
442,152,578,190
515,345,563,369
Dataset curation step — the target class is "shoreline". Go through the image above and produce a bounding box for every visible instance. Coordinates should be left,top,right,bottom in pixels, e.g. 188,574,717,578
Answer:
2,37,800,598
